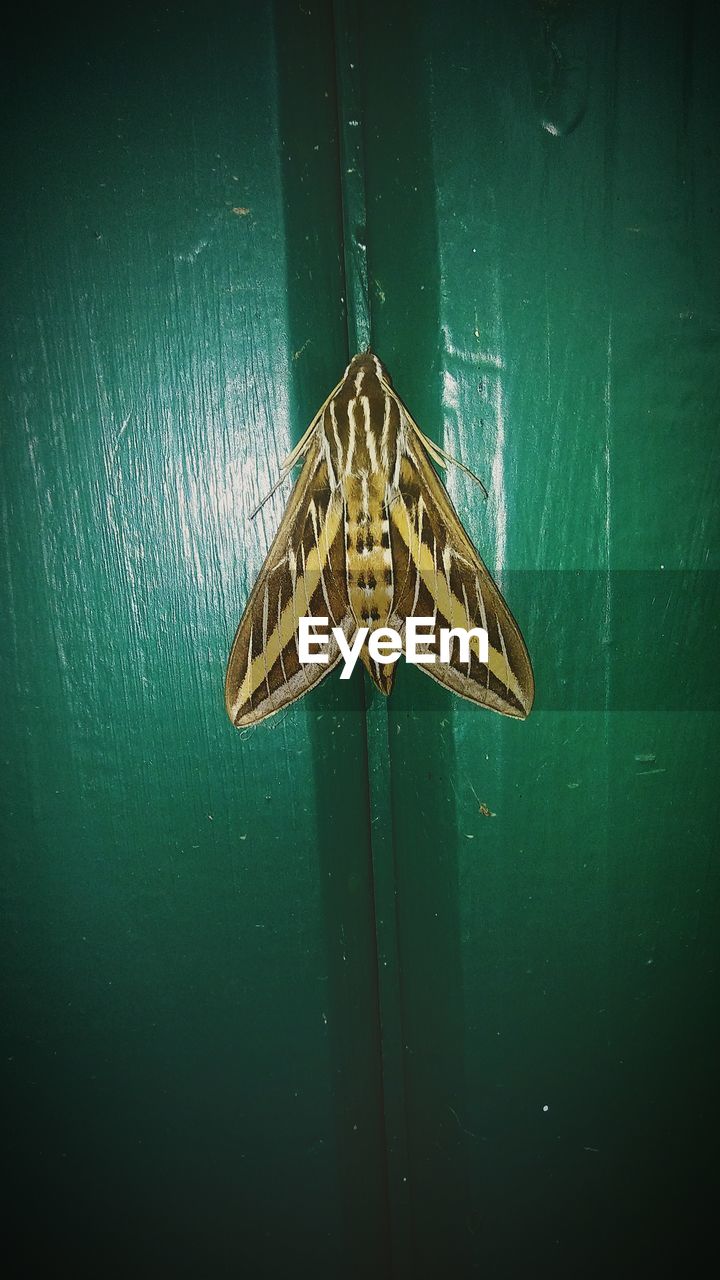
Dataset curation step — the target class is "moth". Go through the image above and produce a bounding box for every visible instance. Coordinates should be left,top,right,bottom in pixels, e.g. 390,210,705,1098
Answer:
225,350,534,727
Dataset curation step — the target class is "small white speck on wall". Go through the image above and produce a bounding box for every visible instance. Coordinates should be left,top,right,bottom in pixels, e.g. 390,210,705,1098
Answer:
542,1105,549,1112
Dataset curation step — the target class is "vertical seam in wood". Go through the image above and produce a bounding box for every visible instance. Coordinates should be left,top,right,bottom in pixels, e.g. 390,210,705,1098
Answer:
331,1,413,1274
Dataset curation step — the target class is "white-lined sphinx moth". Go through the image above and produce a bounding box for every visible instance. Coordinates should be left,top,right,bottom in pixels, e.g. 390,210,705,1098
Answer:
225,351,534,727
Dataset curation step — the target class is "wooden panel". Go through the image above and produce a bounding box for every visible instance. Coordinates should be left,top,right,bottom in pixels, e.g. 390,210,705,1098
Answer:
1,4,388,1274
356,1,720,1273
2,2,718,1276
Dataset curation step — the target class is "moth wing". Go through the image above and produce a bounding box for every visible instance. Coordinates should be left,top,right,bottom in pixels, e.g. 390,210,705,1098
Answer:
389,432,534,719
225,437,353,727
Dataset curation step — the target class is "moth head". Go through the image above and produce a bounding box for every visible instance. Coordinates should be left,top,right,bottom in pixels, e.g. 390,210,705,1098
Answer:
344,349,391,385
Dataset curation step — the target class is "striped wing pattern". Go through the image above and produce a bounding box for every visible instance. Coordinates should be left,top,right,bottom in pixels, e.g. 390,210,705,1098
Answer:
225,351,534,727
225,437,352,726
389,445,533,719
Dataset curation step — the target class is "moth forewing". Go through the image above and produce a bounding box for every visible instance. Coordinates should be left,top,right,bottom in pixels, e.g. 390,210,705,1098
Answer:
224,438,352,727
225,350,534,727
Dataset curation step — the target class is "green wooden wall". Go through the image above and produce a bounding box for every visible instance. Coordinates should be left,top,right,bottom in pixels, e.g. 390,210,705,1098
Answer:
2,2,718,1276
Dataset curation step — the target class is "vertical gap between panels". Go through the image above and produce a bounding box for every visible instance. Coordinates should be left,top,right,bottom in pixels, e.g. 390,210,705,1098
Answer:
331,0,413,1273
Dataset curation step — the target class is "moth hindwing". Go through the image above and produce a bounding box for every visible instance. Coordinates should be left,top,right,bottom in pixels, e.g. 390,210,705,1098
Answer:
225,350,534,727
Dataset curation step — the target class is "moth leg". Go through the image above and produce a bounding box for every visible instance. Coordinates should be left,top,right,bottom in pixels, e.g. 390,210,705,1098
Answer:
279,373,349,468
379,375,489,499
250,375,347,519
249,438,317,519
405,413,489,499
249,468,296,519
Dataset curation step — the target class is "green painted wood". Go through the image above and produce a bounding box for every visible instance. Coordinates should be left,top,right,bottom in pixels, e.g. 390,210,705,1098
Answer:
332,0,413,1266
1,4,389,1275
355,0,720,1275
2,2,719,1278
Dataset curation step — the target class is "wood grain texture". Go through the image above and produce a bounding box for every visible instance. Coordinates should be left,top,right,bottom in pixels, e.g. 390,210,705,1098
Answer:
1,4,386,1275
360,1,720,1273
1,0,719,1276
